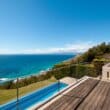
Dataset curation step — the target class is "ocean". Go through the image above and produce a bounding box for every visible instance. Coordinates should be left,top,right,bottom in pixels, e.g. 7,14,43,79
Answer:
0,54,74,79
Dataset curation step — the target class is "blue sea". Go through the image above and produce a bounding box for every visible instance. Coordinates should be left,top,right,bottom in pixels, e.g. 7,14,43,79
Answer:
0,54,74,79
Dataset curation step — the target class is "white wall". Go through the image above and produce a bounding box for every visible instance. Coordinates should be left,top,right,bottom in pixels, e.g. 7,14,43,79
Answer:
102,66,110,80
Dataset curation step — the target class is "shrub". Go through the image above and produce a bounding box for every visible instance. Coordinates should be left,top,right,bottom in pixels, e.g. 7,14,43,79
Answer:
93,59,105,75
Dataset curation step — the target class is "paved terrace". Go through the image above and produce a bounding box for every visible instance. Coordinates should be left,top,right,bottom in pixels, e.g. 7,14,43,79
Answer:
37,78,110,110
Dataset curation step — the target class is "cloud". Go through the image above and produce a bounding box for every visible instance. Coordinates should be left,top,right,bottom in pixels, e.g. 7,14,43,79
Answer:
0,42,96,54
23,42,95,54
0,49,12,54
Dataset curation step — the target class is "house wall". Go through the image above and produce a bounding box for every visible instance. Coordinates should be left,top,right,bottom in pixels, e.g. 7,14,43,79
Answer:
102,66,110,80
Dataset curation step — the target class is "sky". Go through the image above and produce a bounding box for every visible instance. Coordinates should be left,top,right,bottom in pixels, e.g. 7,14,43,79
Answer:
0,0,110,54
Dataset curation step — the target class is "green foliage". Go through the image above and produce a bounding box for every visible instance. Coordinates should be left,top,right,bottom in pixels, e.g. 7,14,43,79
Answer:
93,59,105,75
80,42,110,63
0,81,13,89
48,64,97,79
0,73,52,89
53,63,68,69
71,64,97,78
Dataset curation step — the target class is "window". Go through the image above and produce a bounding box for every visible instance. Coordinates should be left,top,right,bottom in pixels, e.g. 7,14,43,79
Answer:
107,72,109,79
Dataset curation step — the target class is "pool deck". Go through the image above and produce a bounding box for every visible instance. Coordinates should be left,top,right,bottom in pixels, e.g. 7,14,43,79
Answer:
36,77,110,110
59,77,77,85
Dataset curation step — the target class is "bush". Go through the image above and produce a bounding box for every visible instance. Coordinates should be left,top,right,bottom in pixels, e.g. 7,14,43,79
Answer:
74,42,110,63
49,64,97,79
93,59,105,75
0,81,13,89
53,63,68,69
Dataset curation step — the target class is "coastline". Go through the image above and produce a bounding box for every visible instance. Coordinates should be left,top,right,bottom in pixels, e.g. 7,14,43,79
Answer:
0,66,53,84
14,55,76,83
13,69,51,83
0,54,75,84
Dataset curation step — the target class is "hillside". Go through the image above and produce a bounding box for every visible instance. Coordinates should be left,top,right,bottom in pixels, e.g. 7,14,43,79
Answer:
52,42,110,79
54,42,110,68
102,53,110,59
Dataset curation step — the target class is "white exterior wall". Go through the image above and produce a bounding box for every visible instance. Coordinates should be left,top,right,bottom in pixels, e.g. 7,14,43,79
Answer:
102,64,110,80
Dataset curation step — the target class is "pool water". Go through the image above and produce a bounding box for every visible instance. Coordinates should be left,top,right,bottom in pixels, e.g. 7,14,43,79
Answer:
0,82,68,110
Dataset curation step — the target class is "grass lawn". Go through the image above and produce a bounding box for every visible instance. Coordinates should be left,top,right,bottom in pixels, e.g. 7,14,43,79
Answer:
0,77,57,105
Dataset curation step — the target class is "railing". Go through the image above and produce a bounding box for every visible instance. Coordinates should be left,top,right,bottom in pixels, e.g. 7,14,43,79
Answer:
0,62,96,110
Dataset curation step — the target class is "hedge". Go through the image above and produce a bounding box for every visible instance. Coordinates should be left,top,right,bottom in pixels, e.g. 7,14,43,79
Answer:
50,64,97,79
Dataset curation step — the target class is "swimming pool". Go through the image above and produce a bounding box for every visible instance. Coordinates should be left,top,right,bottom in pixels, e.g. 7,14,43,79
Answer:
0,82,68,110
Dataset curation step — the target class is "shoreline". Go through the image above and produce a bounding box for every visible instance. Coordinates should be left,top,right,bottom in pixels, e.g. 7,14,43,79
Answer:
0,55,75,83
0,67,52,82
13,69,52,83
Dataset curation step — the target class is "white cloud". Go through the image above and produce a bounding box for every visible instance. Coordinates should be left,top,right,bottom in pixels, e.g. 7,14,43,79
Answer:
0,49,12,54
23,42,95,54
0,42,96,54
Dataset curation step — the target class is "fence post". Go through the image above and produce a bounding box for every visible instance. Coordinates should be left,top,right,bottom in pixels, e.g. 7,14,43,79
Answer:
16,78,19,110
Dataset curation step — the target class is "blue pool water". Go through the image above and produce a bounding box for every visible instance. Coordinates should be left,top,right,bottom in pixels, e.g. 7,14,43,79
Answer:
0,82,68,110
0,55,74,79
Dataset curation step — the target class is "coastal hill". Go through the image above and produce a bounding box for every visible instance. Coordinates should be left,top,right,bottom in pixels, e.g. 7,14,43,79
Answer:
54,42,110,67
52,42,110,79
76,42,110,62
